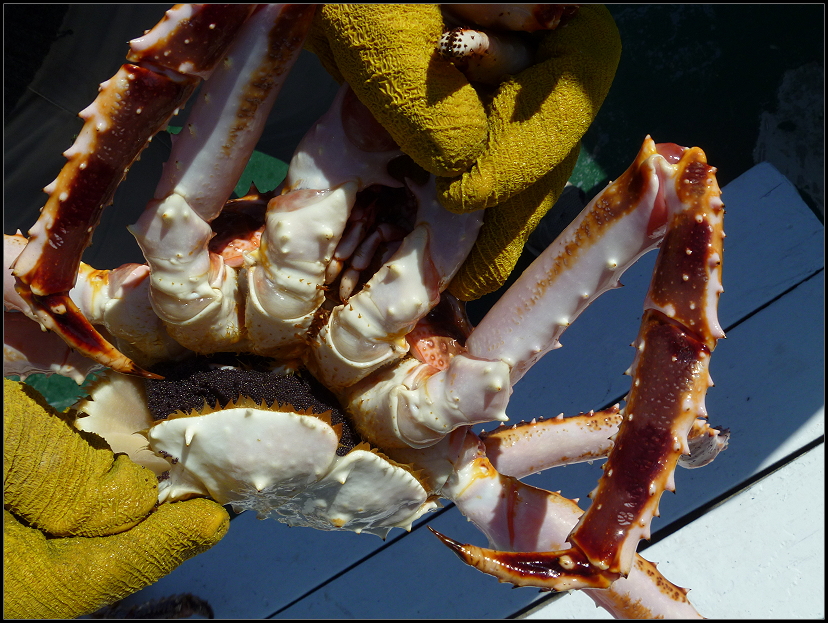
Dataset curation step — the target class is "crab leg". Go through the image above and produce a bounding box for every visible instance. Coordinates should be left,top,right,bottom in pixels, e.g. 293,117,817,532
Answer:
432,137,725,591
309,175,485,390
438,27,534,85
481,410,729,477
10,4,255,378
4,233,187,379
129,4,316,354
242,84,405,357
436,430,702,618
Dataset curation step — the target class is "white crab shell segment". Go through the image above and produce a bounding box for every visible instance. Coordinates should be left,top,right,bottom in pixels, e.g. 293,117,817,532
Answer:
342,354,510,450
74,371,170,475
274,448,439,537
244,184,356,354
148,404,340,505
147,402,432,536
310,225,438,389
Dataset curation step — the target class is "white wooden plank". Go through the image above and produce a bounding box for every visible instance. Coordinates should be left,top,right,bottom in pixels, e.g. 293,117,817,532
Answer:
525,442,825,619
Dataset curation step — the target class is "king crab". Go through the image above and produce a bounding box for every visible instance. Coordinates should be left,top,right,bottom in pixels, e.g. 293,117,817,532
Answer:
4,5,729,618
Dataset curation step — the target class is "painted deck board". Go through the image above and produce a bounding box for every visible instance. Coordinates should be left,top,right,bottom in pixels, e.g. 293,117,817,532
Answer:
526,442,825,619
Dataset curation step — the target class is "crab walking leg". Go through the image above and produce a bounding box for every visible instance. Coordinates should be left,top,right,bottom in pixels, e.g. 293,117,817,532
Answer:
437,140,725,592
129,5,315,354
482,407,623,476
481,410,729,478
345,138,678,450
4,233,187,379
467,137,682,383
438,4,580,85
10,4,255,378
436,431,702,618
438,28,534,85
4,312,97,383
310,174,486,390
243,85,405,356
570,152,725,577
5,234,97,381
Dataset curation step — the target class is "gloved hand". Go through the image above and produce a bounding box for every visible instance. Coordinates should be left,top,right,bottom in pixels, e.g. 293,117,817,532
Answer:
3,379,229,618
305,4,621,299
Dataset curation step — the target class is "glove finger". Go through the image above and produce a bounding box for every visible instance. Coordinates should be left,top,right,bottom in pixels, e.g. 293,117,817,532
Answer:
3,379,158,537
311,4,488,176
448,143,580,301
4,499,229,619
438,4,621,212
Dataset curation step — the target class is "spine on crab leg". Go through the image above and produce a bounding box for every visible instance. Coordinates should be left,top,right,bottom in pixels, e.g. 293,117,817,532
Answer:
243,84,405,356
128,5,316,354
9,4,255,378
434,430,702,618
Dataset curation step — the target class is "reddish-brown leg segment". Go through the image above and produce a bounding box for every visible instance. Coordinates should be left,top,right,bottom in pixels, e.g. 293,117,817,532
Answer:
10,4,255,378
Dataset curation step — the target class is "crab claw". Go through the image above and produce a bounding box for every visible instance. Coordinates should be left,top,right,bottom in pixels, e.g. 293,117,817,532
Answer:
12,290,161,379
429,528,616,590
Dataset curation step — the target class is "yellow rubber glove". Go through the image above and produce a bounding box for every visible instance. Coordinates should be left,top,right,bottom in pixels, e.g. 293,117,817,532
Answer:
306,5,621,299
3,379,230,619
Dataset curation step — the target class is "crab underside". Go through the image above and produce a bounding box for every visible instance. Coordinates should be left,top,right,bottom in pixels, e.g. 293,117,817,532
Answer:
4,5,729,619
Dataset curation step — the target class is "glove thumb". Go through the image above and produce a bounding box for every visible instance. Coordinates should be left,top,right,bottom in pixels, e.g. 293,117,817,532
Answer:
4,499,229,618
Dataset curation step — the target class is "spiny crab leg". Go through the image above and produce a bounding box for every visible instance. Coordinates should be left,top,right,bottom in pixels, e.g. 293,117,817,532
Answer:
129,4,316,355
4,233,187,379
438,28,534,85
436,430,702,618
438,5,579,84
242,83,407,358
481,409,730,477
482,406,623,476
10,4,255,379
432,137,725,592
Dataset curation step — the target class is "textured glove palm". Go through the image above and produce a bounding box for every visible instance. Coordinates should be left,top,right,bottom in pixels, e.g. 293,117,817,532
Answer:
3,379,229,618
306,4,621,299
